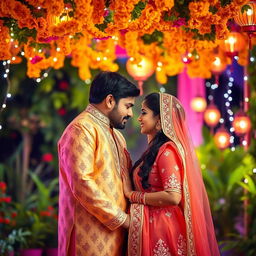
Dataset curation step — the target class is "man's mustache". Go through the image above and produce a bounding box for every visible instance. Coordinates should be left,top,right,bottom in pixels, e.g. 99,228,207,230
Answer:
123,116,130,121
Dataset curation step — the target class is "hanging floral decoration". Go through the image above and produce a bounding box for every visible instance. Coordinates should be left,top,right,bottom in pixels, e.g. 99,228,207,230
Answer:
0,0,252,82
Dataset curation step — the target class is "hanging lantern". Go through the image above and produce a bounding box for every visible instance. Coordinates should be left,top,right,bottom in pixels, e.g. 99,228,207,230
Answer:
232,110,252,136
190,96,207,112
210,53,228,86
234,1,256,49
204,103,221,127
220,32,246,58
126,56,155,95
210,54,227,74
214,126,231,149
234,1,256,33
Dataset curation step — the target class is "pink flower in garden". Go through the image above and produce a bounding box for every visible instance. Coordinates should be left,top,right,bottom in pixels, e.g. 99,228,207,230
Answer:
11,212,17,218
58,108,67,116
42,153,53,162
30,56,43,64
4,218,10,224
59,81,69,90
4,197,12,203
173,18,186,27
0,182,7,192
40,210,52,217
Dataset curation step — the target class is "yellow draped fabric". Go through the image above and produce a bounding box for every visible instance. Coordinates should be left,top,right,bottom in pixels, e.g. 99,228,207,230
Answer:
58,104,130,255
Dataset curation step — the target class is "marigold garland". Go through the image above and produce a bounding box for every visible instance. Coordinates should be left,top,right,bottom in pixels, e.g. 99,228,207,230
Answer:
0,0,254,81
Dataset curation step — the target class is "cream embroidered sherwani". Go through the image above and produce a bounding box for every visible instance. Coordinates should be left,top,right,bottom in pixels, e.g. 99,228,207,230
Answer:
58,104,130,256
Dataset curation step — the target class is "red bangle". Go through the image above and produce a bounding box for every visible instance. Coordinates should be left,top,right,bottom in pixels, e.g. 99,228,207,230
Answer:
130,191,146,205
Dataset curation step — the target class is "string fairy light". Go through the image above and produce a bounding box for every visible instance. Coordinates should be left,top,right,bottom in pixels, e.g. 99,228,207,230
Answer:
0,61,12,130
224,69,235,149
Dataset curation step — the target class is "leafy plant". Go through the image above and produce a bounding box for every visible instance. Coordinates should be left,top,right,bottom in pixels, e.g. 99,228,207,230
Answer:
0,228,30,256
14,205,52,249
196,128,253,240
220,165,256,255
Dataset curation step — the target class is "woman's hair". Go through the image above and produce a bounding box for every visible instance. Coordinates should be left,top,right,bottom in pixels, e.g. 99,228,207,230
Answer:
132,93,170,189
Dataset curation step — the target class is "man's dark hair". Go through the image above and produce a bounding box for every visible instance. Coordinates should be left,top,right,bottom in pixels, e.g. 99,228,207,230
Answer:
89,71,140,104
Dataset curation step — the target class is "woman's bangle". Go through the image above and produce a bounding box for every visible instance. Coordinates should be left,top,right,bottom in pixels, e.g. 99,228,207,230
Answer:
130,191,146,205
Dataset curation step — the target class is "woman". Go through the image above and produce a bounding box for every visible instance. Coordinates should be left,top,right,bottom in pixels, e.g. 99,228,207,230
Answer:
123,93,220,256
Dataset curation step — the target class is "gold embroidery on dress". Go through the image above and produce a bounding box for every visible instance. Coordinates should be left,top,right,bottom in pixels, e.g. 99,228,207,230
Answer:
153,239,171,256
164,150,171,156
164,173,181,193
86,104,121,177
160,93,196,256
105,209,127,230
86,104,110,125
177,234,187,256
128,204,144,256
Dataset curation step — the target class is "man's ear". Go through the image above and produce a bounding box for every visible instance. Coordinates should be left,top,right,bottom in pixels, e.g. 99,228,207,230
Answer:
105,94,116,109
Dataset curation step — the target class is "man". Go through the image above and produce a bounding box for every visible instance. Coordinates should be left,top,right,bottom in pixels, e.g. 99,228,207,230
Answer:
58,71,140,255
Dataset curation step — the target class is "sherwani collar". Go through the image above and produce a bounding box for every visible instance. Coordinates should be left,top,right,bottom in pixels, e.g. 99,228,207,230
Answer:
86,104,110,126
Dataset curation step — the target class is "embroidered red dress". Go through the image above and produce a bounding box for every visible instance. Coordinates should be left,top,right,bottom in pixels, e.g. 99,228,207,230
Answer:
131,142,187,256
128,93,220,256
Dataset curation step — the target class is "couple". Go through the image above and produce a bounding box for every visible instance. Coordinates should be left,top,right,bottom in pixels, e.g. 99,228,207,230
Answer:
58,72,220,256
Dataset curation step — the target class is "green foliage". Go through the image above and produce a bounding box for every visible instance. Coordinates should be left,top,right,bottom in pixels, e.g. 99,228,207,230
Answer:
220,171,256,255
29,172,58,210
0,229,30,255
95,10,114,32
248,46,256,159
141,30,164,45
3,19,36,44
197,128,253,239
14,205,51,249
131,1,147,20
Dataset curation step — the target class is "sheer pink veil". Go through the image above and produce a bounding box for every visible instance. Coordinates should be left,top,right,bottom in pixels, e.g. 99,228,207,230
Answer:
159,93,220,256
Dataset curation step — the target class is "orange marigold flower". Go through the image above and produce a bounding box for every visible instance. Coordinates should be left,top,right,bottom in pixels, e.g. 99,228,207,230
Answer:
233,0,248,6
92,0,105,24
215,22,229,40
47,1,65,16
189,2,210,18
155,0,174,11
9,1,31,21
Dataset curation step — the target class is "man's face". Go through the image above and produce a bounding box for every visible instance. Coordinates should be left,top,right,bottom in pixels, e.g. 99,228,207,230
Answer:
109,97,135,129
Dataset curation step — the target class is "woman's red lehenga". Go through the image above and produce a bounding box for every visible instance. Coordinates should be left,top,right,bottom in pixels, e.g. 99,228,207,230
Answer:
128,93,220,256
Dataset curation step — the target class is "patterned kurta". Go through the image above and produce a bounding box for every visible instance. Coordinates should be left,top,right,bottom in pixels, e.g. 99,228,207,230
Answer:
58,104,129,256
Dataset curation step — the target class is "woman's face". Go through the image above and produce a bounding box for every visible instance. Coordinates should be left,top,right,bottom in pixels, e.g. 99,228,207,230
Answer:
138,101,160,136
